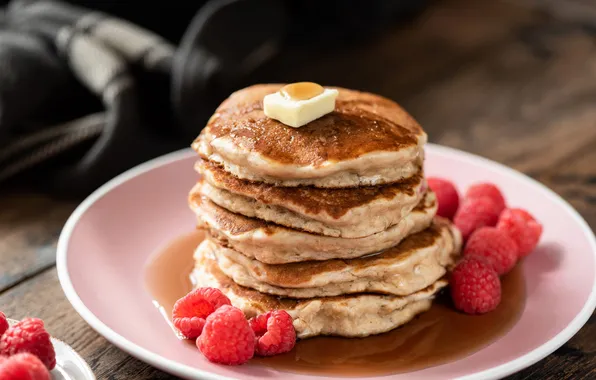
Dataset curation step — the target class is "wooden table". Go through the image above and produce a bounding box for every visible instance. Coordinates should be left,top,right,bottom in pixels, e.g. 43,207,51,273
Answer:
2,0,596,378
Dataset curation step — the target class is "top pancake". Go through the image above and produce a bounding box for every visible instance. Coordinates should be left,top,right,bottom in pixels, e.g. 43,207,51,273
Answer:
193,84,426,187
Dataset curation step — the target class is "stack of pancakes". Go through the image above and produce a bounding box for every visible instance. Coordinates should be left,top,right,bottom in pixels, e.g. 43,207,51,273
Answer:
189,84,462,339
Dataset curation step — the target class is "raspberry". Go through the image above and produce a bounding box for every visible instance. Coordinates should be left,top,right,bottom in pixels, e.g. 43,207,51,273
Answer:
465,183,506,213
172,287,231,339
0,312,8,336
0,353,51,380
464,227,519,275
450,256,501,314
454,197,501,240
249,310,296,356
0,318,55,370
427,177,460,220
497,208,543,258
197,305,255,365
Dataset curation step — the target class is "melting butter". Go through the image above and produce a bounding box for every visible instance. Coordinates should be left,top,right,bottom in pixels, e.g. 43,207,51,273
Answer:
264,82,338,128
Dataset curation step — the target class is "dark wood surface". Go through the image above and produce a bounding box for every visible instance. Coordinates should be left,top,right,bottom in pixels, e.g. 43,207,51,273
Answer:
2,0,596,378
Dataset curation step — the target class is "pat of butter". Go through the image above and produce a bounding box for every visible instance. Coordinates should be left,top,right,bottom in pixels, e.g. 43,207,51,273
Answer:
263,88,339,128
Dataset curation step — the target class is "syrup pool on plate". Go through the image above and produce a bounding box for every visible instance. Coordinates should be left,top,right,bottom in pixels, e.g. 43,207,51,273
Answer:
144,231,526,377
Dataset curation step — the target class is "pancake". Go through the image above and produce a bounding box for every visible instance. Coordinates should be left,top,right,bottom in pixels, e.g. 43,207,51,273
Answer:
189,189,438,263
191,246,448,338
192,84,426,188
195,160,426,238
204,218,461,297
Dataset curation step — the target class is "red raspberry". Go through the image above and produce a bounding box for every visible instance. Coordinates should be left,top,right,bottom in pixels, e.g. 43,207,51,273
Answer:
497,208,543,258
197,305,255,365
172,287,231,339
465,183,506,213
427,177,460,220
454,197,501,240
464,227,519,275
450,256,501,314
0,318,55,370
249,310,296,356
0,353,51,380
0,312,8,336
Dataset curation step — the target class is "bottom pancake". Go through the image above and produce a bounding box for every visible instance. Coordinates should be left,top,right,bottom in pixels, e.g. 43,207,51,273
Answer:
191,247,448,339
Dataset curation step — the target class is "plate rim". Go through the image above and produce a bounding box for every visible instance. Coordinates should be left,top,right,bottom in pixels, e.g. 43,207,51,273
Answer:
7,318,96,380
56,144,596,380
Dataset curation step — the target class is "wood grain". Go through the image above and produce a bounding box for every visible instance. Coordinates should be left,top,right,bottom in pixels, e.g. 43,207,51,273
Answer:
0,269,177,380
1,0,596,378
0,193,75,292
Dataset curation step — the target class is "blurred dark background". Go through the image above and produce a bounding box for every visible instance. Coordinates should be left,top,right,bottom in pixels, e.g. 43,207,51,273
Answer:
0,0,595,199
0,0,432,196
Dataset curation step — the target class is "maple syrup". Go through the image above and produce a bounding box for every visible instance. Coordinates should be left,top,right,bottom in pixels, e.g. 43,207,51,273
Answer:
144,231,526,376
281,82,325,101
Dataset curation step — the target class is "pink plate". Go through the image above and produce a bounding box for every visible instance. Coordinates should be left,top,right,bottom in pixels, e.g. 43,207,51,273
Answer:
57,144,596,380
